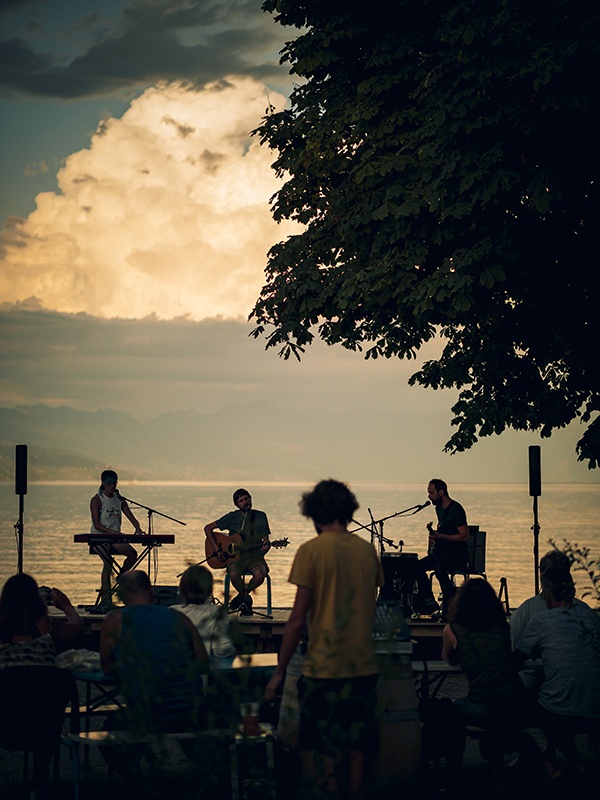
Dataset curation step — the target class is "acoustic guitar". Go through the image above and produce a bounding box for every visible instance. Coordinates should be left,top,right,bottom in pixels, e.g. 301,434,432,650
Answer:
205,531,289,570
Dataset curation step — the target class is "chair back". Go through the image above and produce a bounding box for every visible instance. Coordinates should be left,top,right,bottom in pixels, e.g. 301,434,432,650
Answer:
0,665,78,752
466,526,486,575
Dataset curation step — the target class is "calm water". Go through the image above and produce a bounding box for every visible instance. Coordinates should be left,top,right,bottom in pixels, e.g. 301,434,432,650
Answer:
1,482,598,610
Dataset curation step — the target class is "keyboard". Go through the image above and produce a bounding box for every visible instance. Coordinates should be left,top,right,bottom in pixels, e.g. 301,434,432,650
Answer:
74,534,175,545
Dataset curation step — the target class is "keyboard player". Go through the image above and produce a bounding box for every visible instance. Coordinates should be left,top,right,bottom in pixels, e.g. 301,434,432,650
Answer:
90,469,146,610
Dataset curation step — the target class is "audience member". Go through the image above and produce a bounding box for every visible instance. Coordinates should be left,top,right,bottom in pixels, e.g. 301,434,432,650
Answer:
0,573,83,669
172,564,236,658
514,565,600,773
100,570,209,735
0,574,81,798
265,479,383,800
510,549,585,694
510,549,584,645
441,578,557,787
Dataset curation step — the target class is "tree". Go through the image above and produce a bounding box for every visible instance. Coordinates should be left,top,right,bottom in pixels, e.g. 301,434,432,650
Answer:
251,0,600,468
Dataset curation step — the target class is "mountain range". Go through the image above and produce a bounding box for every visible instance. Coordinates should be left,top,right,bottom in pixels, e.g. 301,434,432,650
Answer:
0,402,595,485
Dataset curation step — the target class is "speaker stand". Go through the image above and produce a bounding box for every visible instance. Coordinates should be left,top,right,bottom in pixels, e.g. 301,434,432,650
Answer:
531,494,541,595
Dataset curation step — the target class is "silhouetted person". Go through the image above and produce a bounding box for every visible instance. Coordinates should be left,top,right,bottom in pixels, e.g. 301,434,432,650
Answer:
265,479,383,800
90,469,145,609
0,573,83,667
414,479,470,618
442,578,558,789
510,549,585,694
204,488,272,615
514,565,600,773
172,564,235,658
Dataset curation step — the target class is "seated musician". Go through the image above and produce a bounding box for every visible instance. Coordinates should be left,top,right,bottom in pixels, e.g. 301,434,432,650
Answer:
413,479,470,620
203,488,271,616
89,469,145,610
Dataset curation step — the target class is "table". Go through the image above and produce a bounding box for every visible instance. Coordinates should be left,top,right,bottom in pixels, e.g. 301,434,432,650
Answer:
72,653,279,730
411,658,544,702
412,659,462,700
72,655,279,793
71,669,124,733
211,652,279,672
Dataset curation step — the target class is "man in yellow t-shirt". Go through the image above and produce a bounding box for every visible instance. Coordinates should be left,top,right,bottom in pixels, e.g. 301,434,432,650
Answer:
265,479,383,799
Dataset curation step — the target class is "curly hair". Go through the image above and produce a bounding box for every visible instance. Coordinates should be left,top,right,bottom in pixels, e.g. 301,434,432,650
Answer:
300,479,359,526
0,573,47,643
447,578,507,631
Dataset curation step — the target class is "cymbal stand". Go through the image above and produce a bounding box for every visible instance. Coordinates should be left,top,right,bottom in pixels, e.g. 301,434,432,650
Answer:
351,503,430,558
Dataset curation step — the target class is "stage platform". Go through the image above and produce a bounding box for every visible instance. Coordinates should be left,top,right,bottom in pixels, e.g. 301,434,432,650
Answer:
69,605,445,657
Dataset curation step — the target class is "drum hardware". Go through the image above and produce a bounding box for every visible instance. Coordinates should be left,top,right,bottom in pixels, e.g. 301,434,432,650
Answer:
351,501,432,559
380,552,420,618
351,501,431,618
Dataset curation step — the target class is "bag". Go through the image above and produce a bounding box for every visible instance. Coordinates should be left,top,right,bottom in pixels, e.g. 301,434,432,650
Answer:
55,648,101,671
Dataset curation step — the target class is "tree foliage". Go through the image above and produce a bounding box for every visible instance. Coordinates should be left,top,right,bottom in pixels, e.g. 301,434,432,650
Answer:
250,0,600,467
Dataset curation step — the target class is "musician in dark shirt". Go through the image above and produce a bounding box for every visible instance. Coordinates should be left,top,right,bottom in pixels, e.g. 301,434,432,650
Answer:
203,488,271,616
414,479,470,619
90,469,146,610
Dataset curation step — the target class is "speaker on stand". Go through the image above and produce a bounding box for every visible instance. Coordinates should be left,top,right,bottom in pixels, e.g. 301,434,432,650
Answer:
529,445,542,595
15,444,28,574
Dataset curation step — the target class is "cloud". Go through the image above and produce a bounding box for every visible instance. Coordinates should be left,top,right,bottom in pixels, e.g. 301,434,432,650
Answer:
0,77,298,320
23,159,49,176
0,0,288,98
0,304,441,418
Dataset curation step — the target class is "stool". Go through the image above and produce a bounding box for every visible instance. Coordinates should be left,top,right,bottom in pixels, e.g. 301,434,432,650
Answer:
224,572,272,616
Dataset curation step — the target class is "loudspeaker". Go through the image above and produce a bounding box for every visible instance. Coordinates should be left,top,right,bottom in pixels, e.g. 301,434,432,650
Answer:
529,445,542,497
15,444,27,496
153,585,180,606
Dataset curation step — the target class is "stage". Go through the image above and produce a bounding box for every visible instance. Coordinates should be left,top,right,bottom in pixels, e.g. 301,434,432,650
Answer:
65,604,445,657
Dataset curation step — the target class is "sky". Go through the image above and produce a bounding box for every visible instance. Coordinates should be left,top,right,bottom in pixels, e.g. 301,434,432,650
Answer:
0,0,597,485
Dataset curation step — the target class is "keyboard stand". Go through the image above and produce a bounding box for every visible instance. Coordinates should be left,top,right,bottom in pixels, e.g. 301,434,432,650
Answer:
88,539,166,609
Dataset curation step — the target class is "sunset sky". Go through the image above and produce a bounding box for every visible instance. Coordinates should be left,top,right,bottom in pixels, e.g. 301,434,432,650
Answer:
0,0,597,485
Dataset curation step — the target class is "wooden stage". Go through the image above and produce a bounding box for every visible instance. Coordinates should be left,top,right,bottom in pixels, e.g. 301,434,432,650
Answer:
70,605,445,658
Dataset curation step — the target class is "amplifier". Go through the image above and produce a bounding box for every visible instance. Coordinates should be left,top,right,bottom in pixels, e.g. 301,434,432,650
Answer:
152,585,180,607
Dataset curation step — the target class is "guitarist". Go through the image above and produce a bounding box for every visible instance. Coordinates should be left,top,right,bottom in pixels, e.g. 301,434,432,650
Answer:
413,479,470,620
203,488,272,616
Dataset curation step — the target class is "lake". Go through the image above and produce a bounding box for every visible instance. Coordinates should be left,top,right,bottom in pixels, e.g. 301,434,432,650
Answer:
1,481,598,610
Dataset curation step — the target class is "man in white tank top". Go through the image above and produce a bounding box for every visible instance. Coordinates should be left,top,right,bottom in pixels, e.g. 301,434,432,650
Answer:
90,469,145,609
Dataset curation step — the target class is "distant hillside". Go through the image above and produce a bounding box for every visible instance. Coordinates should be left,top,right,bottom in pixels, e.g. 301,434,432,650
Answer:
0,439,106,483
0,402,596,484
0,402,418,482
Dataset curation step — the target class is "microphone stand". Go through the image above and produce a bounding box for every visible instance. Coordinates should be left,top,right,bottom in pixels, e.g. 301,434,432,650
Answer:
118,494,186,578
351,503,430,558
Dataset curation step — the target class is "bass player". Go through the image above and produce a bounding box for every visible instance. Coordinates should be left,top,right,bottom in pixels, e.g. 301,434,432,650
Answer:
203,488,272,616
413,478,470,620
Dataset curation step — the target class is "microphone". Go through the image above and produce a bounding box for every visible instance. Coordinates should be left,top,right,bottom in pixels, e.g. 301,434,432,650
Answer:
415,500,431,511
